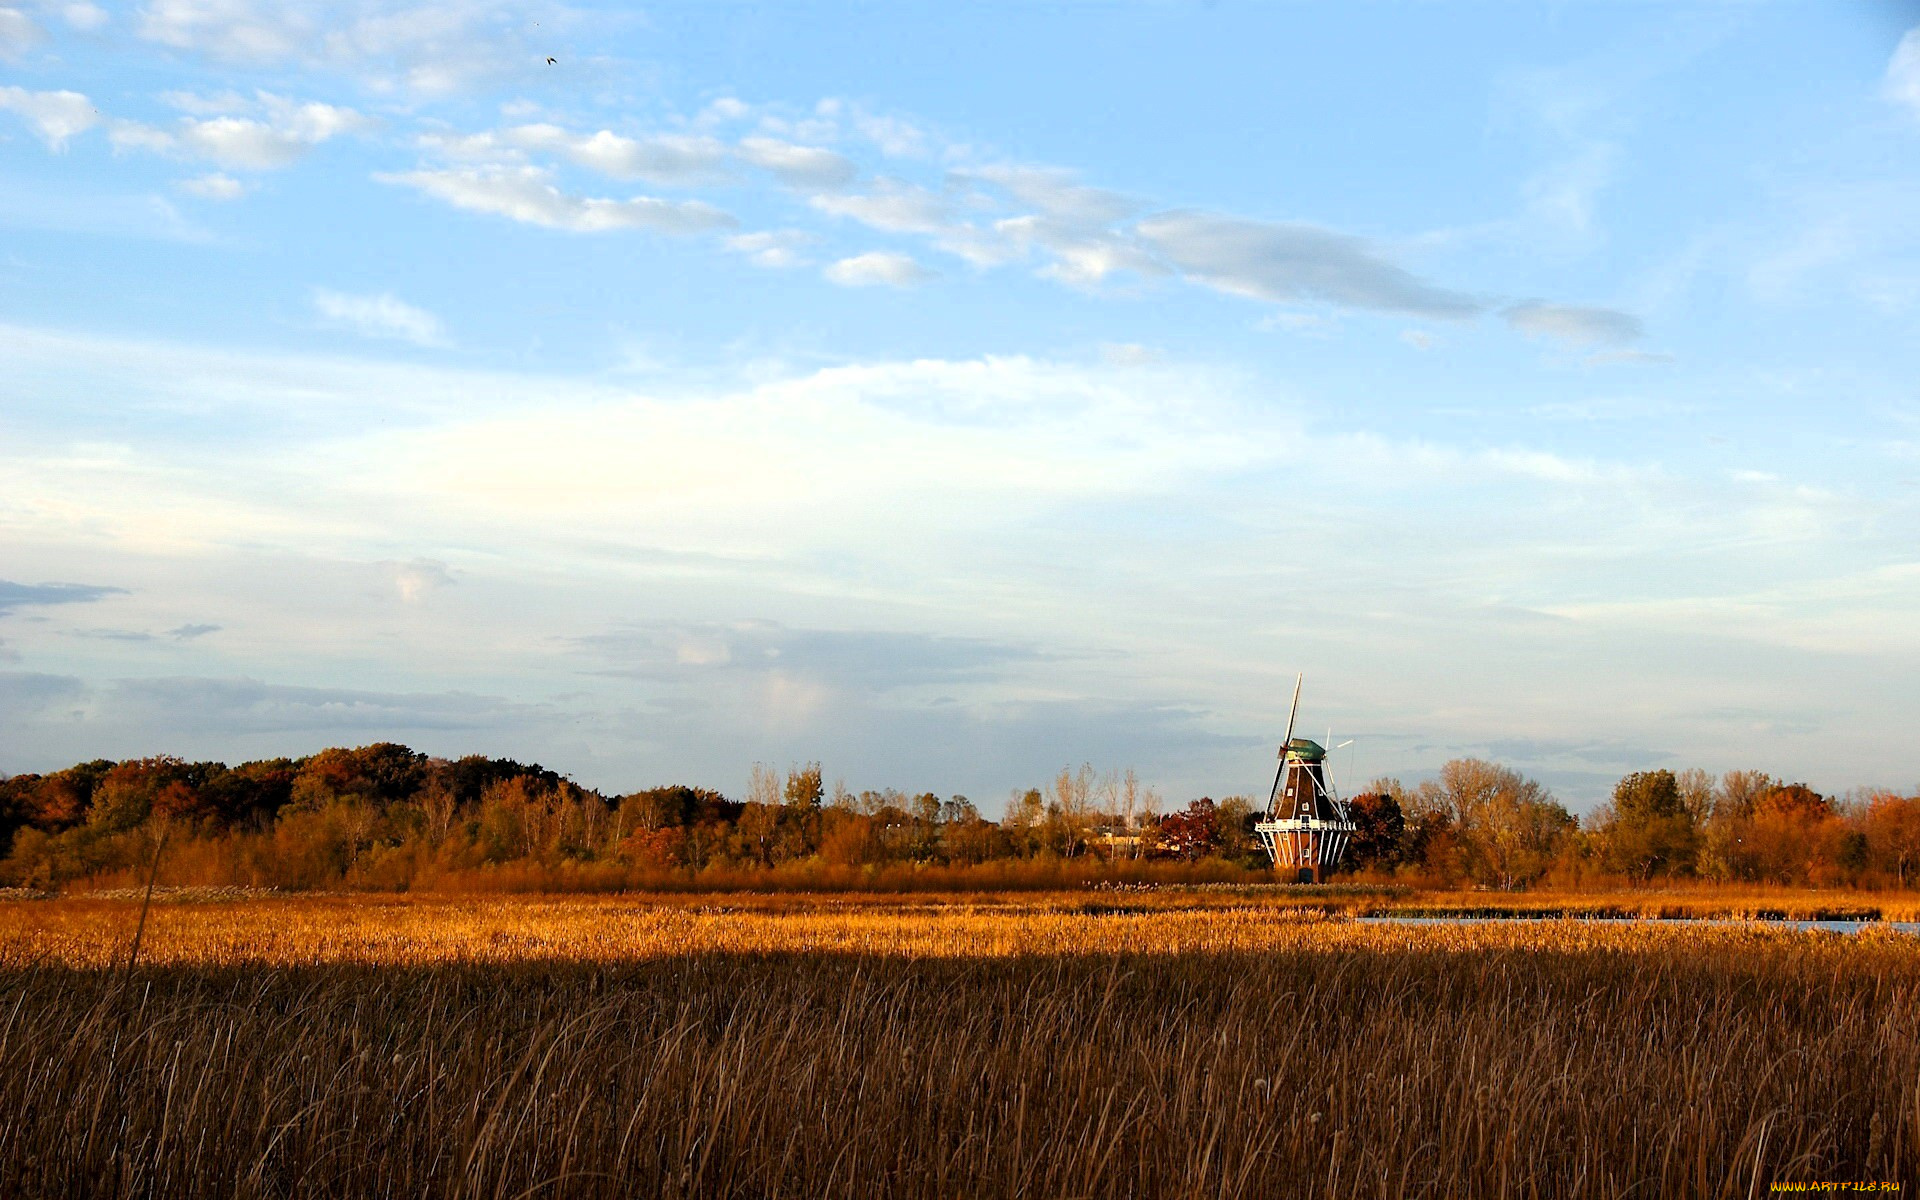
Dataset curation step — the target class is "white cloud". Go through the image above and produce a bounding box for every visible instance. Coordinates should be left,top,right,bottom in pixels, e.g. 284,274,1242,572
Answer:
1503,301,1644,347
359,100,1613,342
379,165,737,234
1401,330,1438,350
111,96,372,170
385,557,454,601
824,251,936,288
504,123,732,186
1099,342,1160,367
415,128,519,162
176,172,250,200
700,96,751,124
260,94,368,141
313,288,448,347
0,6,40,59
725,229,811,269
1887,28,1920,120
134,0,568,96
0,86,97,149
849,108,927,158
993,215,1160,286
735,136,857,189
113,116,302,168
139,0,310,60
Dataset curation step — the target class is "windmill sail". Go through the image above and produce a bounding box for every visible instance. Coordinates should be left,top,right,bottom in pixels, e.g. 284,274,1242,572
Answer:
1267,672,1303,813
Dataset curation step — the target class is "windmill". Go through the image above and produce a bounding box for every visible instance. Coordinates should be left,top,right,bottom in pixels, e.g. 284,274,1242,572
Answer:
1254,674,1357,883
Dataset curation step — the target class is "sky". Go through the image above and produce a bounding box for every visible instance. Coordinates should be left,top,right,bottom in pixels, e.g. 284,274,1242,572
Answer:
1,1,1917,810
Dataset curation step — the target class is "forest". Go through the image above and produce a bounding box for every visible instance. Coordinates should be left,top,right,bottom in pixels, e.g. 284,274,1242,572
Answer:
2,743,1917,892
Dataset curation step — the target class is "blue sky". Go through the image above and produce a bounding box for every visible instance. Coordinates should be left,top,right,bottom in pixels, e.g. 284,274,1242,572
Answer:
1,1,1916,809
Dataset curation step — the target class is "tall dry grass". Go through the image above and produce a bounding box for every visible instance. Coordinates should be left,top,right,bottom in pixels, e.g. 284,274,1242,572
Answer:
1,896,1915,1198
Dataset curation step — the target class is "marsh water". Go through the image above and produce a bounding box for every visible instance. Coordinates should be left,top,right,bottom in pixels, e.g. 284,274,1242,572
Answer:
1358,915,1920,934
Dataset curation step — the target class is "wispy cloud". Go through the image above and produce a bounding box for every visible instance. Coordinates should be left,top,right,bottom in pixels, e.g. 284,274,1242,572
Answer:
313,288,448,347
736,136,858,189
1136,212,1486,319
60,3,107,32
134,0,573,97
811,178,955,235
379,165,736,234
1887,27,1920,121
0,579,127,616
725,229,812,269
1503,301,1644,347
175,172,250,200
502,124,732,186
964,164,1139,226
579,620,1042,691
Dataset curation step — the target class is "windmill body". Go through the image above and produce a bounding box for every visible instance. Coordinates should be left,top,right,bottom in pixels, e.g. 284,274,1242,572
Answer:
1254,677,1357,883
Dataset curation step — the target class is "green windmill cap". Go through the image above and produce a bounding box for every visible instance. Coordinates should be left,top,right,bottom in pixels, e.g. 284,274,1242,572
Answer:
1285,738,1326,761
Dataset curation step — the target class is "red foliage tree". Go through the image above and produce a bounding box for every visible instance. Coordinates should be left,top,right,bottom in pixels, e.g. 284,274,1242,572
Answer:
1157,799,1220,861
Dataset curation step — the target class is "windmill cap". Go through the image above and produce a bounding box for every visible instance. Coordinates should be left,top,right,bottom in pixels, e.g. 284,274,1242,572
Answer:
1285,738,1327,761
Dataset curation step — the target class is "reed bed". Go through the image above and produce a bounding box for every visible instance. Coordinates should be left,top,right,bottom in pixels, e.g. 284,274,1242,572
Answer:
2,895,1915,1198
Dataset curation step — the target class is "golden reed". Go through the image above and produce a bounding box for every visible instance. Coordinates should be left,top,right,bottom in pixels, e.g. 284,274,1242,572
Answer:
1,894,1914,1198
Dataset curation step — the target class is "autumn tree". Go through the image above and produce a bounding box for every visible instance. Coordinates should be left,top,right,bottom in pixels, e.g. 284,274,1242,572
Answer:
778,763,825,860
87,757,191,833
1413,760,1568,888
1344,791,1407,872
1864,794,1920,887
1214,796,1257,862
1002,788,1046,857
1741,783,1835,885
1157,798,1219,861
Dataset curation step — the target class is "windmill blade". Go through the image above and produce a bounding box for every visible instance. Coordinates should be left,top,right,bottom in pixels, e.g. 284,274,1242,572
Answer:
1282,672,1303,750
1267,672,1304,815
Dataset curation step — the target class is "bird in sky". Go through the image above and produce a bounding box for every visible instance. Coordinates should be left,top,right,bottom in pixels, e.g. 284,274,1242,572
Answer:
546,56,557,65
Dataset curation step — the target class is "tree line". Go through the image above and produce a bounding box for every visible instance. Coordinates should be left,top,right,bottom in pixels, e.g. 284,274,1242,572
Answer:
2,744,1917,891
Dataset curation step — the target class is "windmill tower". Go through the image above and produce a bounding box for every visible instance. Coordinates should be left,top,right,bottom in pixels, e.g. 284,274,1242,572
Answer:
1254,674,1357,883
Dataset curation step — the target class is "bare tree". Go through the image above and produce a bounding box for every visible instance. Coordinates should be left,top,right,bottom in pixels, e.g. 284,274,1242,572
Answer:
1047,764,1099,858
420,783,457,846
1718,770,1777,820
1675,768,1717,826
746,763,781,808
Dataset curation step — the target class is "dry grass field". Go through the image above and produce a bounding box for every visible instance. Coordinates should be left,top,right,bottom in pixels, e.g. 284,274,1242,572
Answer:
2,892,1916,1198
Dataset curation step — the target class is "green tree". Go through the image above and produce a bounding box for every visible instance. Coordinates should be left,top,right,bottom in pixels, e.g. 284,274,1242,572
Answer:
1596,770,1698,881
